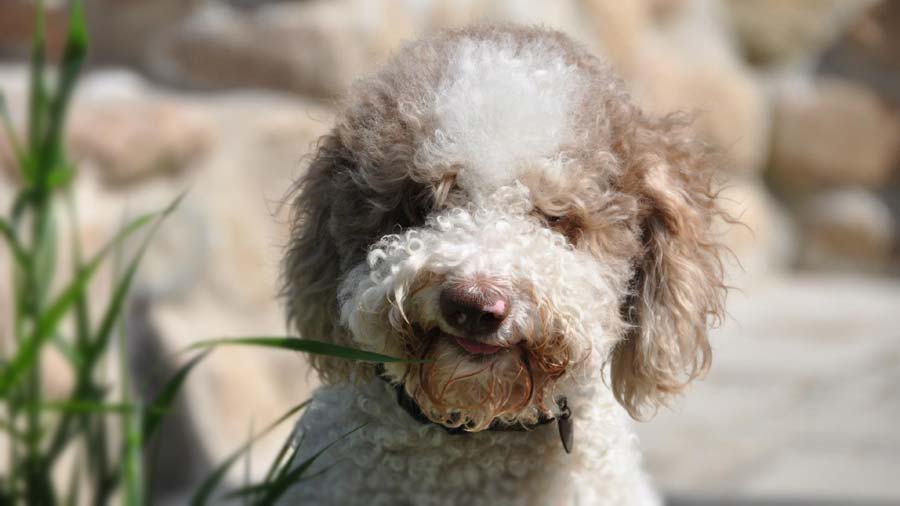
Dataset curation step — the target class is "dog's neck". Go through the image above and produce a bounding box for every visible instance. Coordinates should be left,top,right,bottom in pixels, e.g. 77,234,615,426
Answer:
374,365,575,453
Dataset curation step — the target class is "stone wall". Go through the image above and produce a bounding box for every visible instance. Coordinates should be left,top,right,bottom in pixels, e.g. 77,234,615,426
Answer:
1,0,899,500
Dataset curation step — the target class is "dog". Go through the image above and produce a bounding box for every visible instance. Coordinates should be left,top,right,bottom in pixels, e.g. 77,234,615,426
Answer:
279,24,726,506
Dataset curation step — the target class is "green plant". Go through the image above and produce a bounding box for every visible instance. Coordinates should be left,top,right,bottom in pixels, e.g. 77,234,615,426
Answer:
0,1,189,503
0,3,409,504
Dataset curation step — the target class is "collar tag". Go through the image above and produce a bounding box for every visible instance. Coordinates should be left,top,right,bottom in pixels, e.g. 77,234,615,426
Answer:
556,397,574,454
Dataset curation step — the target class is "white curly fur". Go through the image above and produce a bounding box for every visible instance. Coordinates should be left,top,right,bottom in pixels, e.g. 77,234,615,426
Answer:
418,38,586,192
281,380,657,505
282,187,659,505
343,185,619,427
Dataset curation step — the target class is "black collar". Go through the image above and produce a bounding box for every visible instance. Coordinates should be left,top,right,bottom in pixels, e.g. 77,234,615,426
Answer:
377,367,574,453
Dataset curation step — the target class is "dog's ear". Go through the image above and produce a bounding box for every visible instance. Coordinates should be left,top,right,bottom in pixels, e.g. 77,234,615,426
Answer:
611,112,727,420
282,132,359,383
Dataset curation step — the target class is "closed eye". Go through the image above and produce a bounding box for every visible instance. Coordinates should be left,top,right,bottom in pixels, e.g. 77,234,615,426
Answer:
546,215,564,225
537,211,582,244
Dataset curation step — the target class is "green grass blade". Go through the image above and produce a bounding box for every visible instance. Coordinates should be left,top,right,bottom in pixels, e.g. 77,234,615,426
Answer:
51,332,78,365
0,207,167,397
64,188,91,353
88,194,185,370
270,431,304,486
113,224,144,506
32,400,152,414
0,216,30,271
33,201,57,304
121,402,144,506
141,349,209,443
0,418,27,440
225,423,367,505
25,0,47,185
40,0,88,185
57,0,88,92
187,337,414,364
261,426,295,486
64,456,82,506
190,400,309,506
65,187,91,357
0,91,26,167
0,276,86,397
43,195,185,464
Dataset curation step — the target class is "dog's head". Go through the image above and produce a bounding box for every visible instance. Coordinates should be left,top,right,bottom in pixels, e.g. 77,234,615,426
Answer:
283,26,726,430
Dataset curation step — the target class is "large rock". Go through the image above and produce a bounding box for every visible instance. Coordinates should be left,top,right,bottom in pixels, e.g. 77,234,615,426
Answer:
723,0,880,68
629,0,771,176
85,0,202,64
770,78,900,192
141,0,768,179
145,1,380,98
797,188,895,272
819,0,900,105
68,100,213,186
714,179,794,278
145,0,624,98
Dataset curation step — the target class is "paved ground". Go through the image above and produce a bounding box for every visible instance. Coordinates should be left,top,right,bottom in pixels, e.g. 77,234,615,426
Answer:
637,273,900,502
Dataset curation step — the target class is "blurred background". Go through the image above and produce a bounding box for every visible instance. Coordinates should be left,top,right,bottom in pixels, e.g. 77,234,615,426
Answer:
1,0,899,503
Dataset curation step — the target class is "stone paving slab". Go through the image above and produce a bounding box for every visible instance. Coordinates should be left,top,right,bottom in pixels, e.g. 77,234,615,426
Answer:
638,274,900,501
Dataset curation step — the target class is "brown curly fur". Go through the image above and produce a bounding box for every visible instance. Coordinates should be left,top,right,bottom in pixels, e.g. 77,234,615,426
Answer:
281,24,727,420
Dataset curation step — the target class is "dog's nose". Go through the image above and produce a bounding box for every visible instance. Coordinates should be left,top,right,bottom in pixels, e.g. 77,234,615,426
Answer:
439,285,510,336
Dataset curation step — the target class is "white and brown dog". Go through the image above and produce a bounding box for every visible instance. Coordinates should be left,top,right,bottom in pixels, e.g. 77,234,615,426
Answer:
280,24,726,506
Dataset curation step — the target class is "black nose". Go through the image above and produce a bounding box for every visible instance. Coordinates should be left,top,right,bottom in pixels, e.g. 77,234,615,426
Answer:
439,284,510,336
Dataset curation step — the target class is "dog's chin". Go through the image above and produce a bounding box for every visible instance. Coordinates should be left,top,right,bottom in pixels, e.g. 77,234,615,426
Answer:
400,330,563,431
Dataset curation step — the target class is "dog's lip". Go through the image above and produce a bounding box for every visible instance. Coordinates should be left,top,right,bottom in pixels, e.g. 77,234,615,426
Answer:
452,335,504,355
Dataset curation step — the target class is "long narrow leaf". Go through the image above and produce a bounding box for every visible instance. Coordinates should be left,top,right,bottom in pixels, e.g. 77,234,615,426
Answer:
112,219,144,506
0,91,26,166
25,0,47,184
272,432,305,483
226,424,367,505
188,337,414,364
262,426,296,487
63,456,82,506
190,400,310,506
40,0,88,186
0,207,167,397
31,400,160,415
64,188,90,354
0,216,29,270
43,195,185,463
141,349,210,443
0,418,26,440
33,201,58,305
89,193,186,370
120,402,144,506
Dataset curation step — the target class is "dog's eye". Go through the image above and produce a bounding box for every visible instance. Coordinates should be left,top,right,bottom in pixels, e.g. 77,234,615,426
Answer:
546,215,564,225
539,212,582,243
539,212,567,226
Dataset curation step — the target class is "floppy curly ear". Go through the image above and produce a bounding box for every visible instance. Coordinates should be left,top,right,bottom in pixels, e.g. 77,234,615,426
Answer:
611,113,727,420
282,132,359,383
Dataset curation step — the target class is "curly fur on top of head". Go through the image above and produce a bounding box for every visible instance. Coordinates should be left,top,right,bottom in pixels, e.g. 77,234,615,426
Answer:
282,24,727,425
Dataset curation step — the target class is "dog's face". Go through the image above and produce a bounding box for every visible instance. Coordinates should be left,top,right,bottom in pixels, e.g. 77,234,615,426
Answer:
284,27,726,430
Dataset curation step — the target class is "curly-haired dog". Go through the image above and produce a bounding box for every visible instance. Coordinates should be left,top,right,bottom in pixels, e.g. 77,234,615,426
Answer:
280,25,726,506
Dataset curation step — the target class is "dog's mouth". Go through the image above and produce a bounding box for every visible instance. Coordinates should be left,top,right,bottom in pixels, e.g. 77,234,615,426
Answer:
452,335,504,355
414,327,511,357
